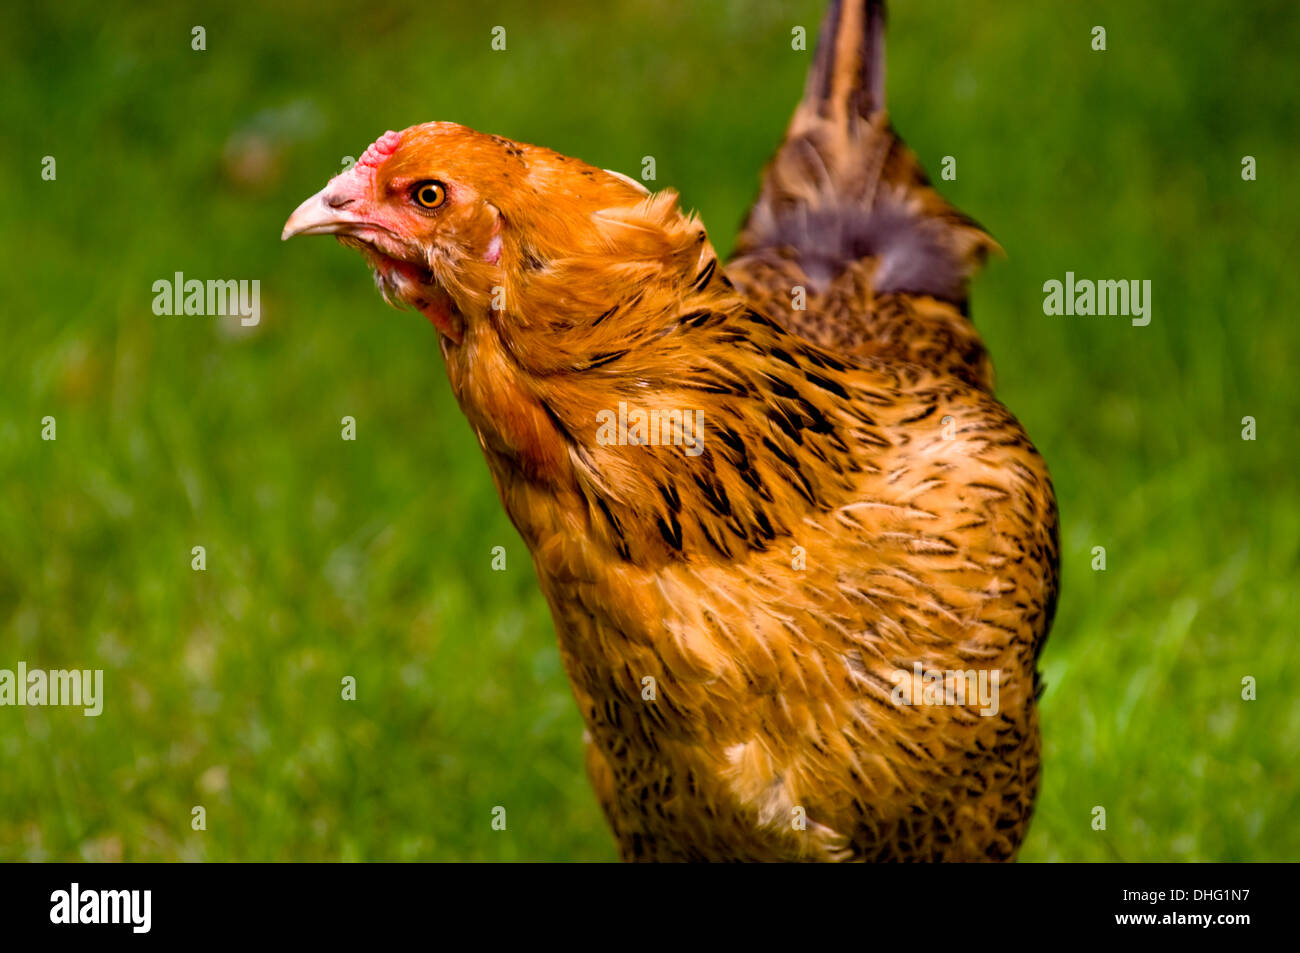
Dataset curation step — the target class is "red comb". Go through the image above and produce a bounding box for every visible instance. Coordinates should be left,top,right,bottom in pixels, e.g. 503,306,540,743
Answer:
356,130,402,171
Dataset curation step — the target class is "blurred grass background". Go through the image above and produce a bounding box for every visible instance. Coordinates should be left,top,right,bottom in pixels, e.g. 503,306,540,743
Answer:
1,0,1296,861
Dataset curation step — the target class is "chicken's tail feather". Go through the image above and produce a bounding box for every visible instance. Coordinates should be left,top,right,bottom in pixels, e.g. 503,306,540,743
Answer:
803,0,887,125
732,0,997,307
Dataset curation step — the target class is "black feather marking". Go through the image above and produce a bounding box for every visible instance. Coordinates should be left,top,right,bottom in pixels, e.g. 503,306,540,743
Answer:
692,470,733,518
679,309,718,329
715,425,747,458
768,403,805,445
682,375,746,397
798,398,836,434
724,514,751,545
762,373,801,400
738,463,774,503
691,258,717,290
804,370,849,399
742,308,782,331
770,346,800,368
537,398,576,443
761,435,800,471
802,348,848,372
900,403,938,424
656,513,683,551
591,493,631,561
699,519,733,559
577,349,629,371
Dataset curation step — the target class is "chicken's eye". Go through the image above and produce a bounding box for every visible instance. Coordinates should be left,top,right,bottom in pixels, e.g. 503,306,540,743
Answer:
413,181,447,209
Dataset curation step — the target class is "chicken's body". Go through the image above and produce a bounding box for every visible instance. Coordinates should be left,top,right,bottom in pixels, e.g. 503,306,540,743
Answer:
284,0,1059,862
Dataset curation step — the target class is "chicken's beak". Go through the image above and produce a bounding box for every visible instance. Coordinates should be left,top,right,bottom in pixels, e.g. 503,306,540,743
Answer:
281,187,366,241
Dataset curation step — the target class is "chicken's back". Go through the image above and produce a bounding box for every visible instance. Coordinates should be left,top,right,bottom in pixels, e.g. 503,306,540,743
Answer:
728,0,999,390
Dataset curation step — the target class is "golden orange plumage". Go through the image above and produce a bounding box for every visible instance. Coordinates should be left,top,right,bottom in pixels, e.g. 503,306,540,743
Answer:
284,0,1059,861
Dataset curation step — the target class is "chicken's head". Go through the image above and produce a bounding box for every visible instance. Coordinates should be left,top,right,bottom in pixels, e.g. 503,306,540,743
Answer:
282,122,650,344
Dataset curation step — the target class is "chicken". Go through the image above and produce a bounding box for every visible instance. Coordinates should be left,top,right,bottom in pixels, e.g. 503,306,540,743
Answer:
283,0,1059,862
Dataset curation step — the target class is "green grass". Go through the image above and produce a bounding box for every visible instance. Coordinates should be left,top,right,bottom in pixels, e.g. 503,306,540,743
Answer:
1,0,1296,861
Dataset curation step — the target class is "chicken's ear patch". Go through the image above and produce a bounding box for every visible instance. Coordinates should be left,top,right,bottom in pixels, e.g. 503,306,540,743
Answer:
483,205,503,264
356,130,403,172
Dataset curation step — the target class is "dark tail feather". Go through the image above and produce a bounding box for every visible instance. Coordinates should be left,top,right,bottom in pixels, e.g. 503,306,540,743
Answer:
803,0,887,123
732,0,997,306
